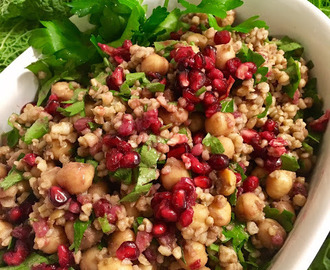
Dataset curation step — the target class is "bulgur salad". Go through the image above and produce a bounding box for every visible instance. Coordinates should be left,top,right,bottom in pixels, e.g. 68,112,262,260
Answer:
0,0,329,269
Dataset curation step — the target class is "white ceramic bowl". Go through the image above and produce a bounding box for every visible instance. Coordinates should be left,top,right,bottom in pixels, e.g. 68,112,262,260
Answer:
0,0,329,269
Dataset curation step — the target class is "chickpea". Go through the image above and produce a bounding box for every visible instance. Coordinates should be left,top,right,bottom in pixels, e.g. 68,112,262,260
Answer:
80,246,104,270
217,169,236,196
235,193,264,222
56,162,94,194
50,140,72,160
179,241,208,270
141,54,169,75
158,107,189,126
189,112,205,133
36,226,68,254
65,221,102,251
208,195,231,227
273,201,296,221
161,157,190,190
0,221,13,248
217,136,235,159
251,166,268,180
205,112,235,137
98,257,133,270
108,229,135,257
215,44,236,70
85,101,95,117
184,33,208,49
51,82,74,101
266,170,295,200
123,202,139,218
257,219,287,249
181,204,209,233
88,182,109,197
0,164,7,179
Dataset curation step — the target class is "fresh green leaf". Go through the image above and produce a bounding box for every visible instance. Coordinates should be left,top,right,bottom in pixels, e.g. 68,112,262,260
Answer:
264,205,295,232
125,72,150,86
0,169,23,190
307,129,323,144
111,168,133,185
6,128,20,148
140,145,160,167
222,221,249,257
71,219,91,253
145,82,165,92
308,237,330,270
281,154,300,172
120,183,152,202
136,216,144,225
202,133,225,154
229,189,238,206
229,162,247,181
257,92,272,118
283,57,301,98
237,44,265,67
302,141,313,154
154,40,178,52
155,8,182,41
209,243,220,252
195,86,207,96
23,118,49,144
98,216,115,233
303,78,324,119
57,101,85,117
136,167,157,186
273,36,304,59
178,127,188,136
220,99,234,113
61,88,87,104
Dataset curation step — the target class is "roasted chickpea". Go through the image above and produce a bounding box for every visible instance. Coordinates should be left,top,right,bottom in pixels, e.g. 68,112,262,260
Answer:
141,54,169,75
158,107,189,126
0,221,13,248
189,112,205,133
215,44,236,70
0,164,7,179
208,195,231,227
123,202,139,218
80,246,104,270
179,241,208,270
108,229,135,257
56,162,94,194
65,221,102,251
251,166,268,180
257,219,287,249
217,168,236,196
161,157,190,190
50,140,72,160
98,257,133,270
235,193,264,222
266,170,295,200
273,201,296,220
51,82,74,101
217,136,235,159
88,182,109,197
36,226,68,254
205,112,235,137
184,33,208,49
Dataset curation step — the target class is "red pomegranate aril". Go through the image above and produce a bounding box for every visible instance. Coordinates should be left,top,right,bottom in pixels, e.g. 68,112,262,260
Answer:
260,131,275,141
93,199,112,218
243,176,259,192
205,103,220,118
117,114,135,137
172,189,187,211
122,40,132,49
226,57,242,74
193,52,205,69
240,129,260,144
68,200,80,214
11,225,32,240
8,207,23,224
74,117,94,132
203,45,217,61
179,207,194,227
190,155,207,174
160,206,178,222
182,89,200,104
203,91,218,106
58,245,74,268
193,133,204,145
234,172,242,183
3,240,29,266
189,70,206,91
309,110,330,132
116,241,140,261
172,47,195,62
22,153,37,166
106,148,124,171
189,259,202,270
151,192,172,208
193,176,212,189
168,143,190,159
212,78,227,94
214,30,231,44
119,151,140,168
191,143,203,156
264,156,282,172
208,154,229,170
204,56,215,70
49,186,70,207
207,68,224,80
152,222,167,237
106,66,124,90
236,62,257,80
185,102,195,112
263,119,279,135
44,94,60,115
178,70,190,88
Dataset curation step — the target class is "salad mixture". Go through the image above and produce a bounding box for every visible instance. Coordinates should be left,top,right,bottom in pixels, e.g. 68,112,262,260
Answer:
0,0,329,270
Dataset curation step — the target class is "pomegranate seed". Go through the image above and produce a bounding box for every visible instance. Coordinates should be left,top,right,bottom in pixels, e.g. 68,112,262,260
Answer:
8,202,32,224
203,91,218,106
44,94,60,115
117,114,135,137
168,143,190,159
193,52,205,69
103,135,132,152
22,153,37,166
193,133,204,145
106,67,124,90
207,68,223,80
204,56,215,70
189,70,206,92
234,172,242,183
263,119,279,135
116,241,140,261
93,199,112,218
260,131,275,141
208,154,229,170
214,30,231,44
182,89,200,104
193,176,212,189
191,143,203,156
58,245,74,268
68,200,80,214
185,102,195,112
212,78,227,94
205,103,220,118
152,222,167,237
74,117,94,133
178,70,190,88
226,57,242,74
309,110,330,132
151,192,172,208
171,47,195,63
240,129,260,144
11,225,32,240
264,156,282,172
119,151,140,168
243,176,259,192
203,45,217,61
172,177,197,207
236,62,257,80
106,148,124,171
160,205,178,222
179,207,194,227
172,189,187,211
3,240,30,266
49,186,70,207
122,40,132,49
291,182,308,197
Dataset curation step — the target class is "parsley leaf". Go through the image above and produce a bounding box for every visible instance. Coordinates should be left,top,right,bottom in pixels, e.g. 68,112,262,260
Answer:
281,154,300,171
202,133,225,154
264,205,294,232
140,145,160,167
302,78,324,120
220,99,234,113
98,216,115,233
6,128,20,148
22,118,49,144
120,183,153,202
71,219,91,253
195,86,207,96
145,82,165,92
111,168,133,185
308,237,330,270
57,101,85,117
229,162,247,181
274,36,304,59
283,57,301,98
229,189,238,206
0,167,23,190
257,92,272,118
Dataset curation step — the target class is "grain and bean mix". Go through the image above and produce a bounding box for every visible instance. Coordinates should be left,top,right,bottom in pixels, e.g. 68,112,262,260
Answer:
0,8,329,270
